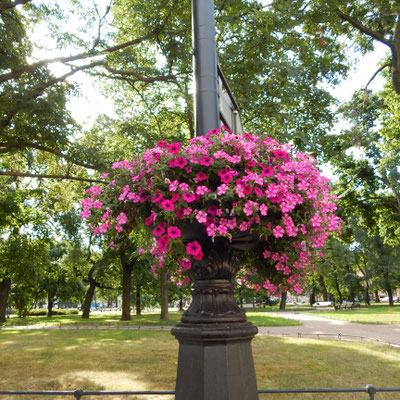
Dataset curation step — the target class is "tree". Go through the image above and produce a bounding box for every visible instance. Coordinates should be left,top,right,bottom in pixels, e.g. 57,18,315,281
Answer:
40,241,84,316
280,1,400,94
0,1,175,183
329,89,400,245
0,174,50,322
104,0,349,154
314,237,362,304
0,234,49,320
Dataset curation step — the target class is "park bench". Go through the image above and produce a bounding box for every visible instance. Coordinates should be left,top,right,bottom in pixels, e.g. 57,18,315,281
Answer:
338,301,360,310
312,301,334,309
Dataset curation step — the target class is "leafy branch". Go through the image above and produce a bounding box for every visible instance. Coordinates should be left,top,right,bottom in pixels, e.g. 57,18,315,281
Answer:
0,171,105,184
337,9,400,94
0,141,103,171
0,35,152,84
0,0,32,12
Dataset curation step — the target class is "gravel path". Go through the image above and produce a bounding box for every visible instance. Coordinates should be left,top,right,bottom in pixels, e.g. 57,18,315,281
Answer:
257,312,400,346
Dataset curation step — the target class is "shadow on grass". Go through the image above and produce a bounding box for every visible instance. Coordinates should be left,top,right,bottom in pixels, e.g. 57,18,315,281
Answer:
2,310,300,328
1,329,399,399
2,312,182,327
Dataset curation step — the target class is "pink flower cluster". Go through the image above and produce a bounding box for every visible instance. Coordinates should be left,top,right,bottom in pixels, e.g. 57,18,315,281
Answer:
81,127,342,294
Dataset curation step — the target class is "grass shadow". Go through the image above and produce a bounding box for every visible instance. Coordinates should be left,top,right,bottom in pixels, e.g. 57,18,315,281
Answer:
1,329,399,399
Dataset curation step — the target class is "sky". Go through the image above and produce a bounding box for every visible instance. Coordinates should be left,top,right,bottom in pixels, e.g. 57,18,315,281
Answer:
330,43,388,102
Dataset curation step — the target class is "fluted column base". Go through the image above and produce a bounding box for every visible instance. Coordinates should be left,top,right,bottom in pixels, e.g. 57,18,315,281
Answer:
171,322,259,400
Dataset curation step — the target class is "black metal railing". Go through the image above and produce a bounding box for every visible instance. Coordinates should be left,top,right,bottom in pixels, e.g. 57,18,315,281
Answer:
1,385,400,399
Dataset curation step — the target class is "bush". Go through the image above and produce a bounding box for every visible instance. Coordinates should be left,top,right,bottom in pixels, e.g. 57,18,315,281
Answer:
51,309,79,315
28,308,79,316
28,309,47,316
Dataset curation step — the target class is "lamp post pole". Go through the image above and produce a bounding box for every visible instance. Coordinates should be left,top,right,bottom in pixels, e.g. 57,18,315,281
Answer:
170,2,259,399
192,0,220,136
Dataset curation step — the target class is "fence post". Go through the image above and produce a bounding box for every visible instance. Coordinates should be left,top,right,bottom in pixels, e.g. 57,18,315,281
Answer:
366,384,376,400
73,389,84,399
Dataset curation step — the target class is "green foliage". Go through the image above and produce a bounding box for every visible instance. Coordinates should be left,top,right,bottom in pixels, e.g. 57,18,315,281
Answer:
328,87,400,245
2,0,400,312
28,308,79,316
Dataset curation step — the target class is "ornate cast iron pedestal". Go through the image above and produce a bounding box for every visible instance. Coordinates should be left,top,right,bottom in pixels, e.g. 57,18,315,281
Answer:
171,238,259,400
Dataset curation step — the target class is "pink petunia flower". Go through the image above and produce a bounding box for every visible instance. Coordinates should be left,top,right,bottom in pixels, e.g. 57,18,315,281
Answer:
161,200,175,211
182,193,196,203
195,186,210,196
157,140,168,148
174,157,187,169
116,212,128,225
196,210,208,224
259,203,268,216
179,182,189,191
168,142,182,154
199,156,213,166
273,225,285,238
153,224,166,237
217,184,228,196
167,226,181,239
195,172,208,182
169,180,179,192
81,209,91,218
186,241,202,256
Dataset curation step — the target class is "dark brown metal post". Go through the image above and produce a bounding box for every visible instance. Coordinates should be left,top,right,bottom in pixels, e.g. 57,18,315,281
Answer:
192,0,220,136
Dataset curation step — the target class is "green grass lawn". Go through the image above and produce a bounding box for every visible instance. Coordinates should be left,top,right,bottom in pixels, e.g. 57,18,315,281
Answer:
246,311,300,326
2,310,301,327
0,329,399,399
309,304,400,324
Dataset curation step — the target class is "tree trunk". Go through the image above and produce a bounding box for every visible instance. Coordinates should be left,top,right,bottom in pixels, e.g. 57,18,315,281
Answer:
383,272,394,306
121,261,133,321
135,284,141,315
279,291,287,310
374,290,380,303
319,275,328,301
309,287,316,306
0,278,11,323
82,280,96,319
160,268,169,321
47,294,54,317
334,275,342,304
178,292,184,312
15,297,24,317
365,281,370,306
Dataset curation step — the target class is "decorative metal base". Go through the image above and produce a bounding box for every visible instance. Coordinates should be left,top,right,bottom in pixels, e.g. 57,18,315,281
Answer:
172,234,260,399
172,322,259,400
181,280,246,324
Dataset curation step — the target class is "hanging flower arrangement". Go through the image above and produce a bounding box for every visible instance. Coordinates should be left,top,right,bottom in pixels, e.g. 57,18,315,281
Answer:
81,127,342,295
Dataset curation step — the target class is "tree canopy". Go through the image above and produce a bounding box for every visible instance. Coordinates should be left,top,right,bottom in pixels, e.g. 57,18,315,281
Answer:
1,0,400,318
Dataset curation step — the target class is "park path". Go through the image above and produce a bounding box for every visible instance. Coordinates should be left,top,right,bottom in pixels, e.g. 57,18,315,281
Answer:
257,312,400,347
1,313,400,347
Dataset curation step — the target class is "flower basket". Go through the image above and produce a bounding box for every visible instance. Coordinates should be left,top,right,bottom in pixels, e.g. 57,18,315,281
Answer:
81,127,342,295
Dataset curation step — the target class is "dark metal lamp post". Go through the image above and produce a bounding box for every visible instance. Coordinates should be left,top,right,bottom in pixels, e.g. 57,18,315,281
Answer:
170,1,259,398
191,0,220,136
